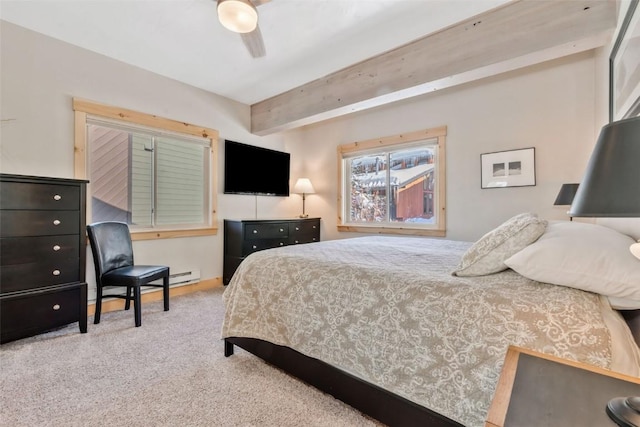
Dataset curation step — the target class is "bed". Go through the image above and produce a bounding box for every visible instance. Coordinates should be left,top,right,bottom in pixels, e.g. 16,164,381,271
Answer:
221,217,640,427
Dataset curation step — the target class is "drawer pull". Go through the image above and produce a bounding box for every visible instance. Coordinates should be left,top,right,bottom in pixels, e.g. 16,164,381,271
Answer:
295,240,299,244
53,194,62,201
295,227,300,231
279,242,284,246
313,238,317,241
279,228,284,232
53,219,61,226
252,230,258,234
53,245,61,251
252,245,257,249
53,304,61,311
313,225,317,229
52,269,61,276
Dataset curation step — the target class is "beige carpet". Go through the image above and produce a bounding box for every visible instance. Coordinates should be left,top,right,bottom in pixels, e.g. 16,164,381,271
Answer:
0,287,383,427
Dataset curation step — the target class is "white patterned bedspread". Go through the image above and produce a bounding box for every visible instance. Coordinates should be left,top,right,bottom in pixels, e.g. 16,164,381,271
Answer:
221,236,640,427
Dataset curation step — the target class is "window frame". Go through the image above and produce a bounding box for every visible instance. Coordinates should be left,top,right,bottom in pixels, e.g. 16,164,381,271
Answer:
73,98,218,240
337,126,446,237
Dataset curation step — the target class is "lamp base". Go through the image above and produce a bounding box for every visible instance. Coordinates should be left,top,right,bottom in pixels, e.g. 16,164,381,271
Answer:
298,214,309,218
606,396,640,427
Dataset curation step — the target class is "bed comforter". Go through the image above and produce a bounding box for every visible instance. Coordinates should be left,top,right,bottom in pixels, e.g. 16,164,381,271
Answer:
222,236,640,427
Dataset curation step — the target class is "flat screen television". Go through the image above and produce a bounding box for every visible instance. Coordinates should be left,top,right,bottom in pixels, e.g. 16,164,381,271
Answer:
224,140,290,196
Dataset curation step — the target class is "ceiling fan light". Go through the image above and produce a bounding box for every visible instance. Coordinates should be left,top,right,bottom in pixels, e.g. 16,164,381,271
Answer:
218,0,258,34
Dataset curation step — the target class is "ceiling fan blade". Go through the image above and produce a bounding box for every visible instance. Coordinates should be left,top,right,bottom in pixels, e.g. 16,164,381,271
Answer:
241,25,266,58
250,0,271,6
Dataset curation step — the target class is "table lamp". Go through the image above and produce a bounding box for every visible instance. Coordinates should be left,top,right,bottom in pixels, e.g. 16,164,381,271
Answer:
568,116,640,427
553,183,580,220
293,178,315,218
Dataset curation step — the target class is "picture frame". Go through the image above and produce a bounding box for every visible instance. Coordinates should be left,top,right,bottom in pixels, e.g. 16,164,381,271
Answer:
481,147,535,189
610,0,640,121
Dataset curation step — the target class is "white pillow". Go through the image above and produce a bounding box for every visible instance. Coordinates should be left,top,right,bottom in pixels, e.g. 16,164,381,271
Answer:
504,221,640,301
452,213,547,277
608,296,640,310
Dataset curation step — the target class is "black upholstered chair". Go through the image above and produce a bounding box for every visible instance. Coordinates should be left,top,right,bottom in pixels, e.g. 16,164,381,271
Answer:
87,221,170,327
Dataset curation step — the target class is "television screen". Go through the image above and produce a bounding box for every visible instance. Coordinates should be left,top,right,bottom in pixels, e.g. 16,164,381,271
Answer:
224,140,290,196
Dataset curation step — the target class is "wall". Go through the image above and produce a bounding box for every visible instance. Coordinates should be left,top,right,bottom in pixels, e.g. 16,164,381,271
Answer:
0,21,290,298
284,51,601,242
3,16,637,300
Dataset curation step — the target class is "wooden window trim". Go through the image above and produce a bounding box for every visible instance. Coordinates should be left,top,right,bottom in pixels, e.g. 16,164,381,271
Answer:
73,98,218,240
337,126,446,237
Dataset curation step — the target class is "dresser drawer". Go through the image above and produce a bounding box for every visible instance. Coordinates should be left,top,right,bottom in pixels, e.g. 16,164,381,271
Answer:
0,181,80,210
289,234,319,245
244,223,289,239
0,286,82,343
1,259,80,293
290,221,319,236
1,235,79,266
0,210,79,237
289,219,320,244
243,238,288,254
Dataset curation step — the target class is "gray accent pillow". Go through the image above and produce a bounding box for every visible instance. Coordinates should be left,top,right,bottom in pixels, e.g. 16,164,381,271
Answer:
452,213,547,277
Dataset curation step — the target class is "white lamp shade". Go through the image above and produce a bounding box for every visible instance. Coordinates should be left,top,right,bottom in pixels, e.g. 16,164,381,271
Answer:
217,0,258,33
293,178,315,194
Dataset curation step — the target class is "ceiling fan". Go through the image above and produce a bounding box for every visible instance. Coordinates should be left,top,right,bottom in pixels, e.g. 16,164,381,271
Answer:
217,0,271,58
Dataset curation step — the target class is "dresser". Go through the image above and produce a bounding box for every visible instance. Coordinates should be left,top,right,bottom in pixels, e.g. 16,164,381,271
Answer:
0,174,89,343
223,218,320,285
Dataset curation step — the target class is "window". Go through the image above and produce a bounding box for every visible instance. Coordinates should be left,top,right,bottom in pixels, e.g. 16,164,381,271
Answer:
74,99,218,240
338,126,446,236
88,121,209,228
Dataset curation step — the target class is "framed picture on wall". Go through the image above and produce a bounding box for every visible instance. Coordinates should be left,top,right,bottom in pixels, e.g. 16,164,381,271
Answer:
481,147,536,189
610,0,640,121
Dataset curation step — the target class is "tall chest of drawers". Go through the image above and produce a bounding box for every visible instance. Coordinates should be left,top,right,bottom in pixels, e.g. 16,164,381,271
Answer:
0,174,88,343
223,218,321,285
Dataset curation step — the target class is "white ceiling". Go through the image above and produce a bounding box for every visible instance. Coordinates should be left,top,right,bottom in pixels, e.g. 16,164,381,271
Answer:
0,0,512,105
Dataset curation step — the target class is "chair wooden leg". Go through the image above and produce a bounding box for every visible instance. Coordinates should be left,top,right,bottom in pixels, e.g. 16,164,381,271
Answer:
124,286,132,310
94,286,103,324
133,286,142,327
163,275,170,312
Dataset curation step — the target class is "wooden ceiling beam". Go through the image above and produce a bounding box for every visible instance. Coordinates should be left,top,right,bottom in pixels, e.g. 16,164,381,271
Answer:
250,0,616,135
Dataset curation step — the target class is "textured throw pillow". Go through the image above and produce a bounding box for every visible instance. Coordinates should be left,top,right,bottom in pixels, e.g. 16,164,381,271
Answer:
504,221,640,301
452,213,547,277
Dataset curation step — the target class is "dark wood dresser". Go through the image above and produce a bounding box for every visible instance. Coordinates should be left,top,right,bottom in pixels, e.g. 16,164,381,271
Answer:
0,173,89,343
223,218,320,285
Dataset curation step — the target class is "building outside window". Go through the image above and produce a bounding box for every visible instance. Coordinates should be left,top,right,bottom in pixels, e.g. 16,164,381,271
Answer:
87,121,210,229
338,126,446,237
73,99,218,240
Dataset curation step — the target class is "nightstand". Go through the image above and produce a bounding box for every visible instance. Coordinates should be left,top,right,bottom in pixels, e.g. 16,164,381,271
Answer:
486,346,640,427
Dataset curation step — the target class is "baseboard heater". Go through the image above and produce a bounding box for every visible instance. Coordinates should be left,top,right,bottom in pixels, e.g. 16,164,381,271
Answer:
168,269,201,287
142,269,201,291
88,269,202,304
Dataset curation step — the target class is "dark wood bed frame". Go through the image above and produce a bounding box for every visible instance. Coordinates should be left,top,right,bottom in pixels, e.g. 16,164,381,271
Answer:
224,311,640,427
224,337,464,427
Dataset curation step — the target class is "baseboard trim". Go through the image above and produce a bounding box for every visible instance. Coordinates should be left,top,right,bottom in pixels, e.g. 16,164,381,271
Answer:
87,277,222,316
